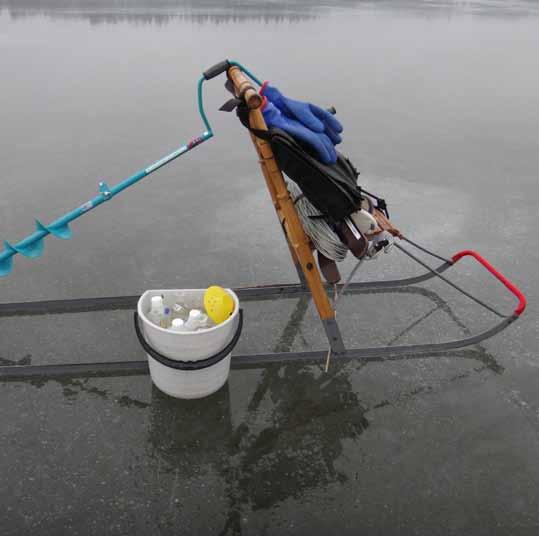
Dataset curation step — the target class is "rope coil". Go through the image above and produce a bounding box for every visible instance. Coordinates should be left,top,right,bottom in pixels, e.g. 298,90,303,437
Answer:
287,181,348,262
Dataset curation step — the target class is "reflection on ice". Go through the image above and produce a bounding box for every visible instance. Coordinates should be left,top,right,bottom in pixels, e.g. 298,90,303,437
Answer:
1,1,538,26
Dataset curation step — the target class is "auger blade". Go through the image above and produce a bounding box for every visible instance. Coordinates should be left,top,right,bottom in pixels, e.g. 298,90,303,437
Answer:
36,220,72,240
35,220,49,235
13,238,45,258
3,241,18,256
49,223,72,240
0,255,14,276
0,242,17,276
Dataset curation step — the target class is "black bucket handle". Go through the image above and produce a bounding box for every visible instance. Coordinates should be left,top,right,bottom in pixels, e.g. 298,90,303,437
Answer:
134,309,243,371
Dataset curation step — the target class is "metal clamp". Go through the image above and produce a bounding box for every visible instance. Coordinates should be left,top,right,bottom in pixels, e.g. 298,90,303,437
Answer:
99,181,112,199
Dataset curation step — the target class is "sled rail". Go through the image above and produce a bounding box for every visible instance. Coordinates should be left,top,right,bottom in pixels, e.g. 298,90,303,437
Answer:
0,251,526,381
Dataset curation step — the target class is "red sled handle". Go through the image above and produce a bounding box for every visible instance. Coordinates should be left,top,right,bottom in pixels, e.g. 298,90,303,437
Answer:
451,250,527,316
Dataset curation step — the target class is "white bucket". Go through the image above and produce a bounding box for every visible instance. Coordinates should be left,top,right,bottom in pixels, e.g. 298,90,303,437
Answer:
136,289,241,399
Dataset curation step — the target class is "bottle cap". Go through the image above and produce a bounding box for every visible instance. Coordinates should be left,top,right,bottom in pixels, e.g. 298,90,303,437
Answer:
172,318,185,328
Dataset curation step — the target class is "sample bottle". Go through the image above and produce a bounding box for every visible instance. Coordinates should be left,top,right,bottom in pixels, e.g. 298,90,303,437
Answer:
172,303,189,321
148,295,164,327
161,306,172,329
170,318,187,332
184,309,209,331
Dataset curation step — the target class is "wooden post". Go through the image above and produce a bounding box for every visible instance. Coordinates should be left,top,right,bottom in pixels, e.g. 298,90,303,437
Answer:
228,66,345,352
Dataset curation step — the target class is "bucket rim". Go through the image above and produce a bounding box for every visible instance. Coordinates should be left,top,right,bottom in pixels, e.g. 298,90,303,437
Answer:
137,288,240,335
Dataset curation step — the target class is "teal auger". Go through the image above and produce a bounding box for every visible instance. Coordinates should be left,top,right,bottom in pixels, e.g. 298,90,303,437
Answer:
0,60,261,277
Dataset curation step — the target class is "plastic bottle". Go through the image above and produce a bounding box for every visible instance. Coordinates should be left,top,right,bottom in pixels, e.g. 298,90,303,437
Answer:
184,309,209,331
161,306,172,329
148,295,164,327
197,312,210,330
172,303,189,321
170,318,187,332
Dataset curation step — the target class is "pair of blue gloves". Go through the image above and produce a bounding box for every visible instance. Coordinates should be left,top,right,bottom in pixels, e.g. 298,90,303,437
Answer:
260,82,343,165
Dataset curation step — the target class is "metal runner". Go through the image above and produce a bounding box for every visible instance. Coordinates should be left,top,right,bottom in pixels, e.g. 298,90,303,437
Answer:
0,253,524,381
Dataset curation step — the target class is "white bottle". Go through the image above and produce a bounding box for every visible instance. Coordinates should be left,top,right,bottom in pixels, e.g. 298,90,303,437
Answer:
148,295,164,327
184,309,208,331
170,318,187,332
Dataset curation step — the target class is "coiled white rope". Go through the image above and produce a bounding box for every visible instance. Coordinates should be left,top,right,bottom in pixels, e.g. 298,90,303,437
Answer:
287,181,348,262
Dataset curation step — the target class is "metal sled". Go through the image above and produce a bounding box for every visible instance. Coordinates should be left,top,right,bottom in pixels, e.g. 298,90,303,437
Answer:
0,61,526,381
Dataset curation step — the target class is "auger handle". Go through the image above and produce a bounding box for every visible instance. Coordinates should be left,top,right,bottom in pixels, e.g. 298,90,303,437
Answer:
452,250,527,316
227,66,263,109
203,60,231,80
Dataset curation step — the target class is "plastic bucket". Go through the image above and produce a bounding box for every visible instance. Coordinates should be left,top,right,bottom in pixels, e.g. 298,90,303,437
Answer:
135,289,242,399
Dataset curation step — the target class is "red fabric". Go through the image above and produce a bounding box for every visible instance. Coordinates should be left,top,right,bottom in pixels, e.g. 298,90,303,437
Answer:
260,81,269,96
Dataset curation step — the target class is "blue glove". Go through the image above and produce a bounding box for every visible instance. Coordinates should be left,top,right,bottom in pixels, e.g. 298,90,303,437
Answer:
262,100,337,165
261,82,343,145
